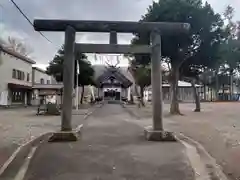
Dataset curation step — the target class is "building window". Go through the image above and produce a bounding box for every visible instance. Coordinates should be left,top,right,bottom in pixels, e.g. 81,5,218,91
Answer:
40,78,44,84
22,72,25,80
16,70,24,80
12,91,24,103
12,69,26,81
27,73,29,81
12,69,16,78
17,70,21,80
47,80,50,84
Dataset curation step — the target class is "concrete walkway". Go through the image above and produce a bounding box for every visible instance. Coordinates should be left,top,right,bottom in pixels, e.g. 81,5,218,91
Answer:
24,104,195,180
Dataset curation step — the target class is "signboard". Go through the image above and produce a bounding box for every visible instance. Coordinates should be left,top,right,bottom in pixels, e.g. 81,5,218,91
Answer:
103,87,121,92
39,89,57,95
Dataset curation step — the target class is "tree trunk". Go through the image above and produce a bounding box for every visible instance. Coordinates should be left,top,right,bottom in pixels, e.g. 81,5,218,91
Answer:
222,84,225,101
230,72,233,101
203,84,207,101
139,86,145,107
60,89,63,105
80,86,84,104
129,68,139,100
191,80,201,112
170,69,181,115
134,84,140,98
130,93,134,104
210,88,213,101
208,86,210,101
169,85,173,103
215,74,219,101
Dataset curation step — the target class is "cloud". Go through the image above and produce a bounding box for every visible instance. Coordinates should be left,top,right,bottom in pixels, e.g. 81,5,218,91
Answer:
1,0,153,65
0,23,28,41
206,0,240,19
1,0,240,67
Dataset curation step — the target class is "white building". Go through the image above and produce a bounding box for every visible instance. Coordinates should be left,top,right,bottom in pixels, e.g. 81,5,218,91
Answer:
0,44,35,106
31,67,62,106
32,67,53,85
144,81,202,103
91,65,133,101
0,45,62,107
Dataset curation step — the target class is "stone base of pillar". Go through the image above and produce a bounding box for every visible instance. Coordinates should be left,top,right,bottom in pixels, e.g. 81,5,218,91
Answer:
48,131,79,142
144,126,176,141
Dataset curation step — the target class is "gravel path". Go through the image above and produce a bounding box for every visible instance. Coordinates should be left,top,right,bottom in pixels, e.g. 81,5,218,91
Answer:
24,104,194,180
124,102,240,180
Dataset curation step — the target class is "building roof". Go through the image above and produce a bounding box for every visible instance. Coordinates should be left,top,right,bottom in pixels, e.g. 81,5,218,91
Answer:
32,66,47,74
33,83,63,89
8,83,32,89
162,81,202,87
94,65,133,88
145,81,202,91
0,44,36,64
92,65,134,82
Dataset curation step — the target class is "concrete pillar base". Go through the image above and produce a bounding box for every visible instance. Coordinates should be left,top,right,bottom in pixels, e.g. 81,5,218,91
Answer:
144,126,176,141
48,131,79,142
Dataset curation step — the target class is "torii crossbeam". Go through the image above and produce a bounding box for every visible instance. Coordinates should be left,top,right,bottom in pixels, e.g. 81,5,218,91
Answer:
34,19,190,142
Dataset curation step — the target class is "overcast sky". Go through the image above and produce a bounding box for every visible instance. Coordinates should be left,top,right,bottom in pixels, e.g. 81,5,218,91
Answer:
0,0,240,69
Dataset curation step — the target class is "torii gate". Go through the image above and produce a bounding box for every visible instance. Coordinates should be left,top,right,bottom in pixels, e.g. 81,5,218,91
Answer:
34,20,190,141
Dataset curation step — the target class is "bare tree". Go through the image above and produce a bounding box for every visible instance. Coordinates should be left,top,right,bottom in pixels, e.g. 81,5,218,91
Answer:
7,36,33,56
0,37,7,45
0,37,7,66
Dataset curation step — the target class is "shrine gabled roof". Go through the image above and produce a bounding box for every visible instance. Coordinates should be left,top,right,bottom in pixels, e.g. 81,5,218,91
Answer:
93,65,134,82
94,66,132,88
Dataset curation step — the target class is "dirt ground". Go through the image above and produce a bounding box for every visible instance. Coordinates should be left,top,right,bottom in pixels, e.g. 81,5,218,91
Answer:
0,107,88,168
125,102,240,180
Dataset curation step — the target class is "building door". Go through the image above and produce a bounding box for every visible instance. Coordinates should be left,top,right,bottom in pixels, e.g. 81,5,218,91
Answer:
12,90,25,104
27,91,32,105
115,92,120,100
104,90,121,100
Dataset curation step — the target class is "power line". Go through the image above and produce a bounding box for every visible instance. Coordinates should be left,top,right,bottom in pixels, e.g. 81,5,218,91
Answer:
9,0,53,44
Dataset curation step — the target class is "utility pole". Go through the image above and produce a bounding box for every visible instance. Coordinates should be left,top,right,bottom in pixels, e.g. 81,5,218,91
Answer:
75,61,79,110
